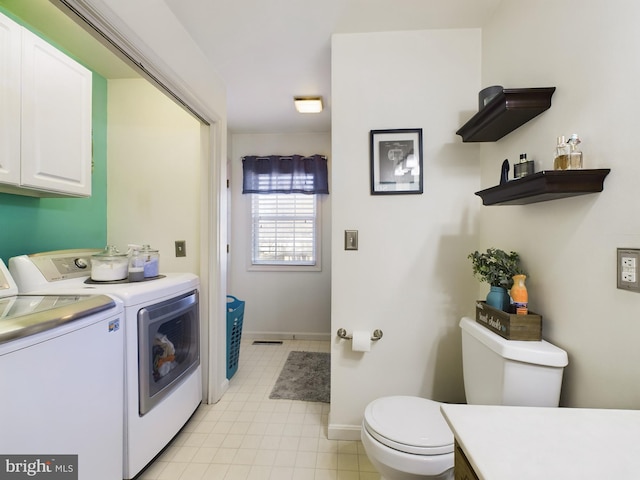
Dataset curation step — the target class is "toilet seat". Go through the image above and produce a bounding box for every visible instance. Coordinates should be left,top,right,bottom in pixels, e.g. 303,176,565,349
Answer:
363,396,453,456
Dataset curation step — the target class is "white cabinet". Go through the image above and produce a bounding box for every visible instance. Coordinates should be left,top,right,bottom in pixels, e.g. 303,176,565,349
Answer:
0,12,92,197
0,12,21,187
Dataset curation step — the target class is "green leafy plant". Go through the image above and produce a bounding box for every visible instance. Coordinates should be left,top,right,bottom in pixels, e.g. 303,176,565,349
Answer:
468,248,525,290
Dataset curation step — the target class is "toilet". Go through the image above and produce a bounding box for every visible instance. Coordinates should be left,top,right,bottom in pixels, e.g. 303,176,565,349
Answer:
361,316,569,480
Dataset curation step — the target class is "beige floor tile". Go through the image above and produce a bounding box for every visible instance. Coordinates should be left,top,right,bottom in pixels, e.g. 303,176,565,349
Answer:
268,466,294,480
157,462,188,480
141,340,380,480
315,452,338,470
359,473,381,480
313,469,337,480
247,465,272,480
179,462,209,480
224,464,251,480
292,467,316,480
233,448,259,465
214,448,239,464
336,471,360,480
295,451,318,469
253,449,277,466
190,447,217,463
274,449,297,467
336,454,359,472
204,463,230,478
172,445,200,463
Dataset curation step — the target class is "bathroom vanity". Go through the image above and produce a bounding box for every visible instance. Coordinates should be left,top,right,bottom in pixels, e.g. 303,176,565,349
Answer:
441,404,640,479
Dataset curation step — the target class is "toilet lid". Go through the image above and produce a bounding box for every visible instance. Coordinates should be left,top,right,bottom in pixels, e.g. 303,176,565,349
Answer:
364,396,454,455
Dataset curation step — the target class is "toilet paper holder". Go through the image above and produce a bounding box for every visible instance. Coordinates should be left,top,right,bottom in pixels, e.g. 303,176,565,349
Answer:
336,328,383,341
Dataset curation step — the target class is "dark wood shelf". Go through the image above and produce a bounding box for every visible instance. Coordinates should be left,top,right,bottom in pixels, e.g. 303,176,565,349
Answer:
475,169,611,205
456,87,556,142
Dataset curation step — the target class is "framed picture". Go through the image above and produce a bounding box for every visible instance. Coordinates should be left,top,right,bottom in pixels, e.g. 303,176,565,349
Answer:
370,128,423,195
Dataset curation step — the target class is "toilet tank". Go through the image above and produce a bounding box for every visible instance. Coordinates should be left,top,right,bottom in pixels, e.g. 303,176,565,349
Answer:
459,317,568,407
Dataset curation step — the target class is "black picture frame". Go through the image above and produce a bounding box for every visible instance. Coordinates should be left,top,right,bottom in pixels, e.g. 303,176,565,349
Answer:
370,128,423,195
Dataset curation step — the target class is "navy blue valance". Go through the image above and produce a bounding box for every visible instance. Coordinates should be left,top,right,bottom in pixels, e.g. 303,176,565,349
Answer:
242,155,329,194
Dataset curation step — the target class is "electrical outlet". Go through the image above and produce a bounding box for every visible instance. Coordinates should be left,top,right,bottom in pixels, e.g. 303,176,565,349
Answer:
617,248,640,292
175,240,187,257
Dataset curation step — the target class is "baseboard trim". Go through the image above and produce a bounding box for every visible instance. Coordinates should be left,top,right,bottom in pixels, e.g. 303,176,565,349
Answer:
242,331,331,342
328,423,362,441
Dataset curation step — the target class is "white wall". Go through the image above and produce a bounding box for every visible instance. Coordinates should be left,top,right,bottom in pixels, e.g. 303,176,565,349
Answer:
479,0,640,409
330,29,482,438
230,133,332,339
107,79,201,274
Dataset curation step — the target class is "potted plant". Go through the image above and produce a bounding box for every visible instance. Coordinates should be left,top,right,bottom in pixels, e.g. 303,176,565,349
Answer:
468,248,525,311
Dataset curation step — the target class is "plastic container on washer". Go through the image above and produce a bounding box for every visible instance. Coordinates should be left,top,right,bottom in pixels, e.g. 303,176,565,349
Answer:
128,248,145,282
140,245,160,278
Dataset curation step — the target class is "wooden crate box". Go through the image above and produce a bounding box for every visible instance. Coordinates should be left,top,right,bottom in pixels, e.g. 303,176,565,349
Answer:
475,301,542,341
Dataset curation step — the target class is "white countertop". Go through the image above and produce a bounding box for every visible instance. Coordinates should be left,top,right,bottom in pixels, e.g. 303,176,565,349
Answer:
440,404,640,480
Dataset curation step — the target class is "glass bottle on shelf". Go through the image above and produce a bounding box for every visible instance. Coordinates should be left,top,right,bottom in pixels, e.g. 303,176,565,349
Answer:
554,135,569,170
567,133,583,169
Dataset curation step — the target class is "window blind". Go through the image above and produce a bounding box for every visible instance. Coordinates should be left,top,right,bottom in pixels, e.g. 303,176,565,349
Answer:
251,193,317,265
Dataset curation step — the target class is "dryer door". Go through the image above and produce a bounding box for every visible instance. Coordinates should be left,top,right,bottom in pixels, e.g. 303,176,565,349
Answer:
138,290,199,415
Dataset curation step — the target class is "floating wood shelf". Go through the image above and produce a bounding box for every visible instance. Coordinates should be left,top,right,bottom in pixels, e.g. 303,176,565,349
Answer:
475,169,611,205
456,87,556,142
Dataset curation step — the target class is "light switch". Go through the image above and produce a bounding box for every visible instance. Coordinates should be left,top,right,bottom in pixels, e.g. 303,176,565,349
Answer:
175,240,187,257
345,230,358,250
617,248,640,292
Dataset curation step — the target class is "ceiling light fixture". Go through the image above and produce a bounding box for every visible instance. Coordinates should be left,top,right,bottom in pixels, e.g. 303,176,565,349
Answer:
294,96,323,113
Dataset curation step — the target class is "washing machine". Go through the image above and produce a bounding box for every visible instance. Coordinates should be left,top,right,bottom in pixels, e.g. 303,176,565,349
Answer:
0,259,124,480
9,249,202,479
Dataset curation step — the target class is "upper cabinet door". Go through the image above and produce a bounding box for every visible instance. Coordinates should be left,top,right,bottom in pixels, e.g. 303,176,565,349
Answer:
20,28,92,197
0,13,21,186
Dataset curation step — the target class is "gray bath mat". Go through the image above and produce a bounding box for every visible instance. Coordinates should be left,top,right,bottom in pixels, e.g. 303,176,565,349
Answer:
269,351,330,403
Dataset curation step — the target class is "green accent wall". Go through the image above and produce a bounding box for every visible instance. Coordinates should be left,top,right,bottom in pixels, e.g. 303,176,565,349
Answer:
0,8,107,262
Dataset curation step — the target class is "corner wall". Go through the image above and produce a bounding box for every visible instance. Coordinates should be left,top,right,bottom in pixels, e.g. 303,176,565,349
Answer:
330,29,482,438
229,133,332,339
107,78,201,275
479,0,640,409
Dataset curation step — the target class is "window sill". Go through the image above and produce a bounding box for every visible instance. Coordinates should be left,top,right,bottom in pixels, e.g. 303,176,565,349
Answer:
247,263,322,273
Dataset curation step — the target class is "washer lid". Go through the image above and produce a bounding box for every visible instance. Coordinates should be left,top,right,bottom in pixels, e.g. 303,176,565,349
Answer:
364,396,453,455
0,294,116,344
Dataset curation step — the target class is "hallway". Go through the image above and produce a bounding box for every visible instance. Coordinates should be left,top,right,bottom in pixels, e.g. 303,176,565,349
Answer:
138,339,380,479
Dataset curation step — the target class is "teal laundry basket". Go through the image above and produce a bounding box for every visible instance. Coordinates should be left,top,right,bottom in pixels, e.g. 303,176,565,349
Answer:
226,295,245,379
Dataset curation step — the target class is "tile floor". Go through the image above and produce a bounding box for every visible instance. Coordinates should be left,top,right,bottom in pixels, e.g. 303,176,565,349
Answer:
138,339,381,480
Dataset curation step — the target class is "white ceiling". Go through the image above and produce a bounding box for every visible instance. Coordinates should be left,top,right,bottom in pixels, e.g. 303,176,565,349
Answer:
2,0,501,134
164,0,501,134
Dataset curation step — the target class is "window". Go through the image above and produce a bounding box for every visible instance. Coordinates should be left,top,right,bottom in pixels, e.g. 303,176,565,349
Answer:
242,154,328,269
251,193,319,267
